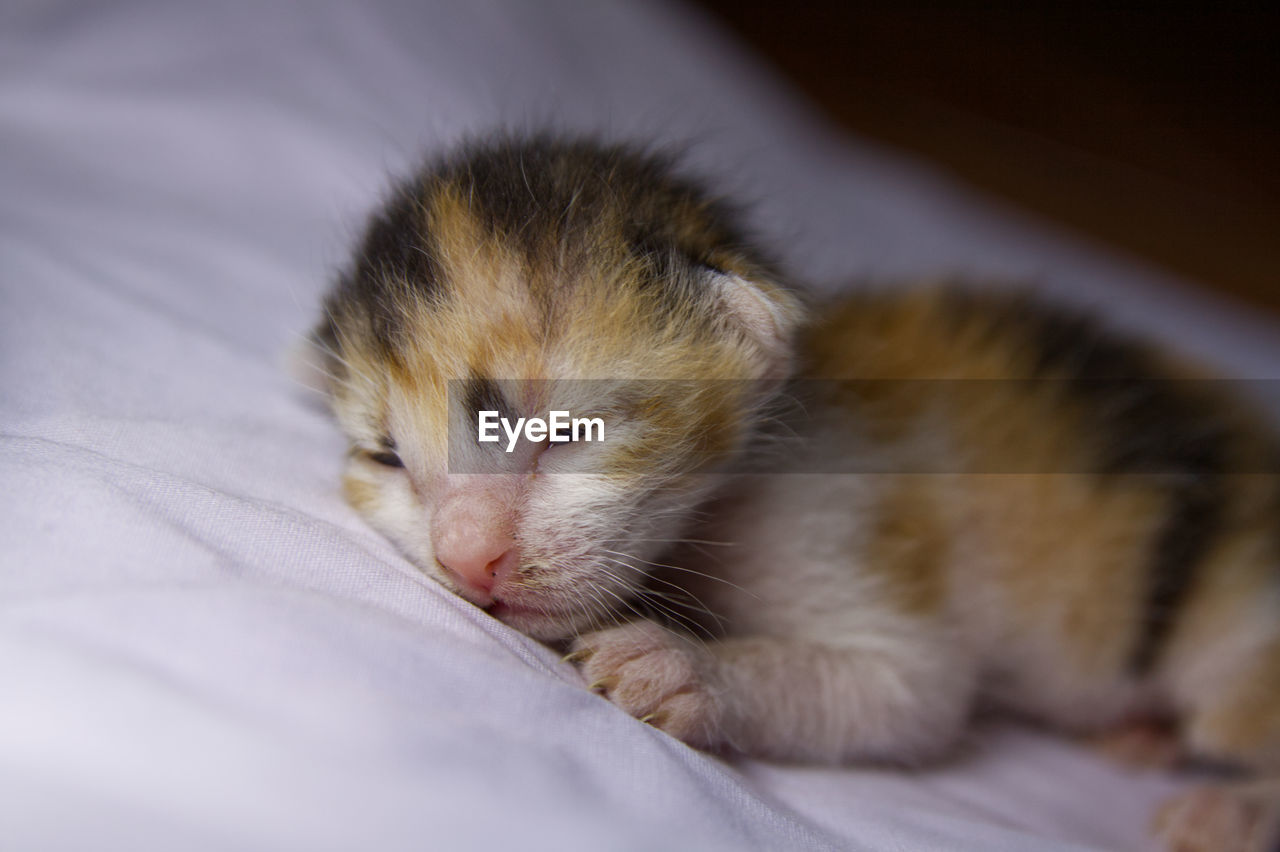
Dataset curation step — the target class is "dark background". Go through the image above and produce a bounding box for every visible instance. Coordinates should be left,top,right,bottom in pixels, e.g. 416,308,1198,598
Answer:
693,2,1280,317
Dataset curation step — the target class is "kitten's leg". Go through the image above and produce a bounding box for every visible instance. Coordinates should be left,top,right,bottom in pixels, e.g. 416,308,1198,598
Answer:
571,618,974,764
1154,638,1280,852
1153,779,1280,852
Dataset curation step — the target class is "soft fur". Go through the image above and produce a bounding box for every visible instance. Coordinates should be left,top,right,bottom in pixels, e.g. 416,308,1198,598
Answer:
312,134,1280,851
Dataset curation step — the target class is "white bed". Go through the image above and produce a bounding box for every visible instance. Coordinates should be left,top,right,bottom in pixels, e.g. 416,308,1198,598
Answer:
4,2,1277,850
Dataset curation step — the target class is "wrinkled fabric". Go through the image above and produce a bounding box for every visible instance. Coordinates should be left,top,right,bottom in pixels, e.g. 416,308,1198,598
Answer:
2,2,1275,851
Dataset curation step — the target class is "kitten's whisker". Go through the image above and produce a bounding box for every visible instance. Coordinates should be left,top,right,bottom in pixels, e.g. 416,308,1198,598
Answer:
601,548,758,598
638,588,727,632
622,538,736,547
597,555,726,630
591,562,717,643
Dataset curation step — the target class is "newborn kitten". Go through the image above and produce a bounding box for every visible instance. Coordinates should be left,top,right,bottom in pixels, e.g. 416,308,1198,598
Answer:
310,135,1280,851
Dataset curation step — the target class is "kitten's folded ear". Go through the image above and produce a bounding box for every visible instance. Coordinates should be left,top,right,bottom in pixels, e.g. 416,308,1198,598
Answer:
707,269,804,381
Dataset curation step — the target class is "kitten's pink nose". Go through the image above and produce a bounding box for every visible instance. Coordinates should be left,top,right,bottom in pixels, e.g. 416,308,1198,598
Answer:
432,498,518,603
436,541,518,602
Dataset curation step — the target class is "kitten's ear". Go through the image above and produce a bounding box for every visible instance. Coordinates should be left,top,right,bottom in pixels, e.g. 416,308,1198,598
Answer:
707,269,803,380
285,320,342,396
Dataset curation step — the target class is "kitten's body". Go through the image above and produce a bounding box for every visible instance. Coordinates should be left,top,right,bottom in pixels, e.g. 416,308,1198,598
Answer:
313,136,1280,850
659,293,1279,763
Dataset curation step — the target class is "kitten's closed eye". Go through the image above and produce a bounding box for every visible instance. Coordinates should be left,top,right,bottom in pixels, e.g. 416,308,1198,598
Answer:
367,450,404,468
360,436,403,468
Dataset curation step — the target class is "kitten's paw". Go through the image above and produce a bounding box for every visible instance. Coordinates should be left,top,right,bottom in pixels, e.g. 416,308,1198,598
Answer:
1153,782,1280,852
569,621,721,748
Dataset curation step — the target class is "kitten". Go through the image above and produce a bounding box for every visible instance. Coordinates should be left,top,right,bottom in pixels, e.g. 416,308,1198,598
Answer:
309,135,1280,851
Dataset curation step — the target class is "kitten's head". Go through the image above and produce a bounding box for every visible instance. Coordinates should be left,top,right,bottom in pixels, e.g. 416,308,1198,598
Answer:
310,136,800,640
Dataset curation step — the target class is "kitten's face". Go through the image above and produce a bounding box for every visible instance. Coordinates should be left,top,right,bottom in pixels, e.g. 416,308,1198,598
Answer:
315,140,798,640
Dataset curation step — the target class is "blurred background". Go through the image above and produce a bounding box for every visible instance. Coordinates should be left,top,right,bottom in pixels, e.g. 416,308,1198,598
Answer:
692,1,1280,317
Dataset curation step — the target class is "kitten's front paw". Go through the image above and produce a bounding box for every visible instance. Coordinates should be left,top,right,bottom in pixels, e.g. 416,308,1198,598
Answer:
569,621,721,748
1153,782,1280,852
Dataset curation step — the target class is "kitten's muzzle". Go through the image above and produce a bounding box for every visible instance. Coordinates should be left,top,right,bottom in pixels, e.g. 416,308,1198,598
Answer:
436,546,518,606
431,490,519,606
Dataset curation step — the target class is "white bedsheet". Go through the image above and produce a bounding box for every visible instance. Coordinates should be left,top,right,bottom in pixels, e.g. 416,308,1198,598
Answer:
3,2,1276,850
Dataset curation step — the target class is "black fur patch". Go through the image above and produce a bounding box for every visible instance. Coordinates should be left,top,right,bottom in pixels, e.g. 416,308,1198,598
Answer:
1130,478,1225,673
463,376,514,424
943,289,1230,675
329,182,444,353
353,182,443,300
333,135,772,352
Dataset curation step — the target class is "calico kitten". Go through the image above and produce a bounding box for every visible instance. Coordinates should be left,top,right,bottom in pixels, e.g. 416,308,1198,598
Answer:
309,135,1280,851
